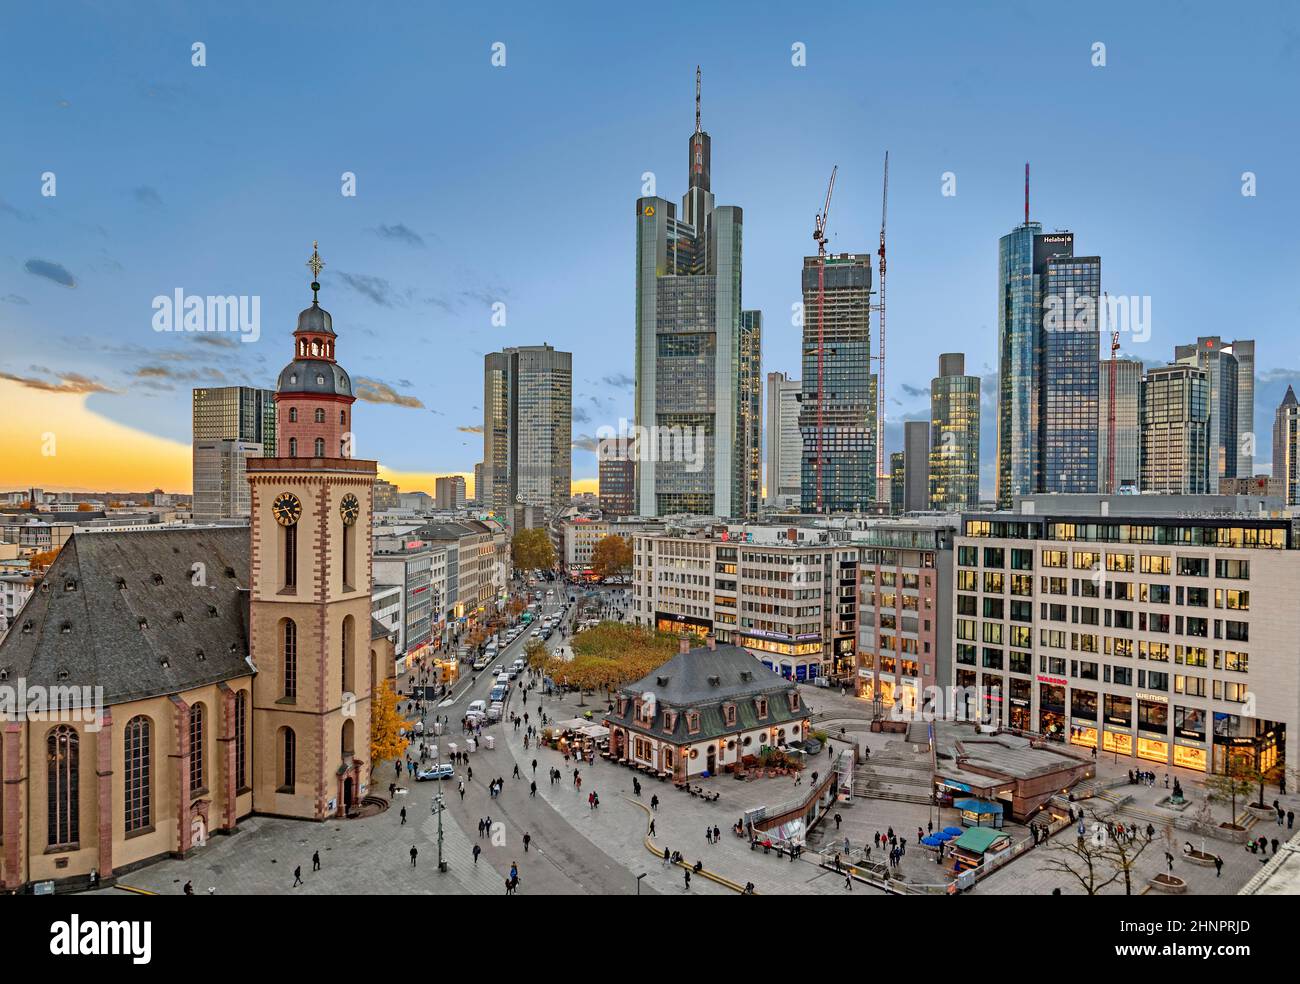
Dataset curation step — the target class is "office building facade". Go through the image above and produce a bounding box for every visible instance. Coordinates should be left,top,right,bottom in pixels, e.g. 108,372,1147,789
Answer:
435,475,466,511
903,420,930,513
952,500,1296,777
765,372,802,510
598,437,636,516
1142,364,1210,494
482,344,572,520
1097,358,1142,493
191,386,276,520
929,353,980,511
798,253,876,512
1273,385,1300,506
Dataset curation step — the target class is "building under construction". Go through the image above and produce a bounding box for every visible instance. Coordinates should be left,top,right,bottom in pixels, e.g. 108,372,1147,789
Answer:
798,252,876,512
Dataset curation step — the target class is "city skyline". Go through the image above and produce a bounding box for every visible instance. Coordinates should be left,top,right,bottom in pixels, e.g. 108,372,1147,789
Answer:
2,4,1299,500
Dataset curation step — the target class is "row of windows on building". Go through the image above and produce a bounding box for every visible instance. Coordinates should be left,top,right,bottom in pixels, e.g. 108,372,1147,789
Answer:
32,699,356,850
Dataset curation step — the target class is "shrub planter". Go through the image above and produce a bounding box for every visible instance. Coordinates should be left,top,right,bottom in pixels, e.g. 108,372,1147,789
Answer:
1217,822,1250,845
1246,804,1277,821
1182,849,1218,867
1149,873,1188,894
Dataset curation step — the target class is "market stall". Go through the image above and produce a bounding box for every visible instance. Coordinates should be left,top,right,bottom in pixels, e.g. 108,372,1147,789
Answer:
954,797,1005,829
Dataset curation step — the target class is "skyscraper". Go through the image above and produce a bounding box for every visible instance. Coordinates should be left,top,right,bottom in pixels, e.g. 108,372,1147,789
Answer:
798,252,875,512
192,385,276,520
1273,385,1300,505
1037,234,1101,494
1174,336,1253,485
482,344,572,520
1141,364,1210,494
634,69,759,518
765,372,802,510
889,451,905,514
434,475,466,510
996,202,1101,505
739,310,762,518
598,437,635,516
903,420,930,512
1097,358,1142,492
929,353,980,511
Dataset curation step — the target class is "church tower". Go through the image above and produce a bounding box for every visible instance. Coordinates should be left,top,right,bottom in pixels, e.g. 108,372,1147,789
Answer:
247,244,377,819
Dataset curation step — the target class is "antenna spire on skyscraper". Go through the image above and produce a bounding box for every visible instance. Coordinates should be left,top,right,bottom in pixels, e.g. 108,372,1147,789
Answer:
1024,162,1030,226
695,65,701,133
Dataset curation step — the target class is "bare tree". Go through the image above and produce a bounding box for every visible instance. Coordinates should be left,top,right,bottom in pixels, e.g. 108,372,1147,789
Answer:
1037,810,1124,895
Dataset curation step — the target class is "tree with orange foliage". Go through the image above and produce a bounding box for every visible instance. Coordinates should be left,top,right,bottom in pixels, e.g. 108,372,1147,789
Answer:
76,503,94,511
369,679,409,771
28,548,61,571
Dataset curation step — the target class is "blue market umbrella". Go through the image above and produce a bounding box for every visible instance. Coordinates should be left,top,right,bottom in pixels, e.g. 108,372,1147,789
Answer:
942,827,963,837
922,834,945,847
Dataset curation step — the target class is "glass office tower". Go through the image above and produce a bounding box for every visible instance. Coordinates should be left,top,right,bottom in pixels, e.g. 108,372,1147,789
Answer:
1037,234,1101,494
798,252,876,512
996,222,1041,507
634,72,758,518
929,353,981,510
1141,364,1210,494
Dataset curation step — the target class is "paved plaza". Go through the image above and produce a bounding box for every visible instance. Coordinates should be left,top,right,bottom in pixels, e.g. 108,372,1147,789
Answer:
89,601,1300,897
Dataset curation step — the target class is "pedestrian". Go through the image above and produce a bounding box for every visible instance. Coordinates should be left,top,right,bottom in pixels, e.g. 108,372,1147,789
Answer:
1214,855,1223,878
706,826,712,844
312,850,320,872
1289,810,1295,830
589,791,596,810
183,880,194,895
649,819,656,838
651,794,659,812
532,758,538,776
400,806,407,825
293,865,303,887
713,824,720,843
523,832,532,853
684,868,691,891
473,844,481,865
458,781,465,801
410,845,419,867
530,780,537,798
835,813,842,830
845,873,853,890
1165,852,1174,873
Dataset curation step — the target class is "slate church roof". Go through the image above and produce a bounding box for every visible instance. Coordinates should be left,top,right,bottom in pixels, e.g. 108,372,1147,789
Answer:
0,528,253,707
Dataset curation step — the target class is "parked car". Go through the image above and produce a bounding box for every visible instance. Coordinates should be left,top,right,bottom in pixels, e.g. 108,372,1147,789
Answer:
416,763,455,782
471,656,490,671
489,685,507,703
467,699,487,717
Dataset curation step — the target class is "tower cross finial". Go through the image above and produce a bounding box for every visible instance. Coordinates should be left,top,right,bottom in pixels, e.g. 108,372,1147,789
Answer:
695,65,701,133
306,240,324,303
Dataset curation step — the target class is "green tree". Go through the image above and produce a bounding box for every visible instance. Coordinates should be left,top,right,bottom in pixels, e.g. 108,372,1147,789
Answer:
512,528,555,571
589,534,632,581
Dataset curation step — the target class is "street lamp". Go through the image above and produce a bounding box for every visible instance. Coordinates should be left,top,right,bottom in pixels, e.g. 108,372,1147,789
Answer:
636,872,647,895
432,780,448,873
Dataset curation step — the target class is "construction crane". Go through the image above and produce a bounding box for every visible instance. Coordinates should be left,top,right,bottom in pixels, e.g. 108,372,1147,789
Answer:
1106,292,1120,493
875,152,889,502
812,165,838,513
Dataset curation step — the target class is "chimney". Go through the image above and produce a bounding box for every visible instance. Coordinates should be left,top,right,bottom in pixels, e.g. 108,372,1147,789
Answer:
706,633,716,651
679,635,690,654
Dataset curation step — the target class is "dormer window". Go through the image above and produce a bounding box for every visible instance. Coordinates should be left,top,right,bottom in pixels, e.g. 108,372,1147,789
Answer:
63,577,77,592
663,710,677,733
617,697,628,717
723,703,737,726
755,696,768,720
788,692,801,712
686,711,700,735
138,617,149,630
152,573,164,586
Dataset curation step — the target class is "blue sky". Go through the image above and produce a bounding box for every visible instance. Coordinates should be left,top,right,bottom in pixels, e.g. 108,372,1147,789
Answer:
2,0,1298,494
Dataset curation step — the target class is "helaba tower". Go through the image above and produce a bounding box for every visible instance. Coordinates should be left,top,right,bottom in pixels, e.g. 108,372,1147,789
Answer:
633,68,761,518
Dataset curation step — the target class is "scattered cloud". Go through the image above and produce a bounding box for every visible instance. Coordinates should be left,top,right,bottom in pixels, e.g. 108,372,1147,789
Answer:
191,334,239,349
602,372,634,388
0,370,115,394
900,382,929,398
24,258,76,288
336,271,403,308
1,294,29,305
130,364,225,383
572,406,591,424
133,185,163,208
457,424,484,434
354,377,424,408
371,223,425,248
572,434,600,452
0,198,34,222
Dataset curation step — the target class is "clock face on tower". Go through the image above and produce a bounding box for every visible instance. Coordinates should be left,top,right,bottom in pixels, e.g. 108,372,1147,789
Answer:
272,491,302,526
339,493,360,526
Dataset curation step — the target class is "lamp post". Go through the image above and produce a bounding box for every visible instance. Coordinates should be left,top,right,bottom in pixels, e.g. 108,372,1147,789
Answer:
636,872,647,895
432,778,447,873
